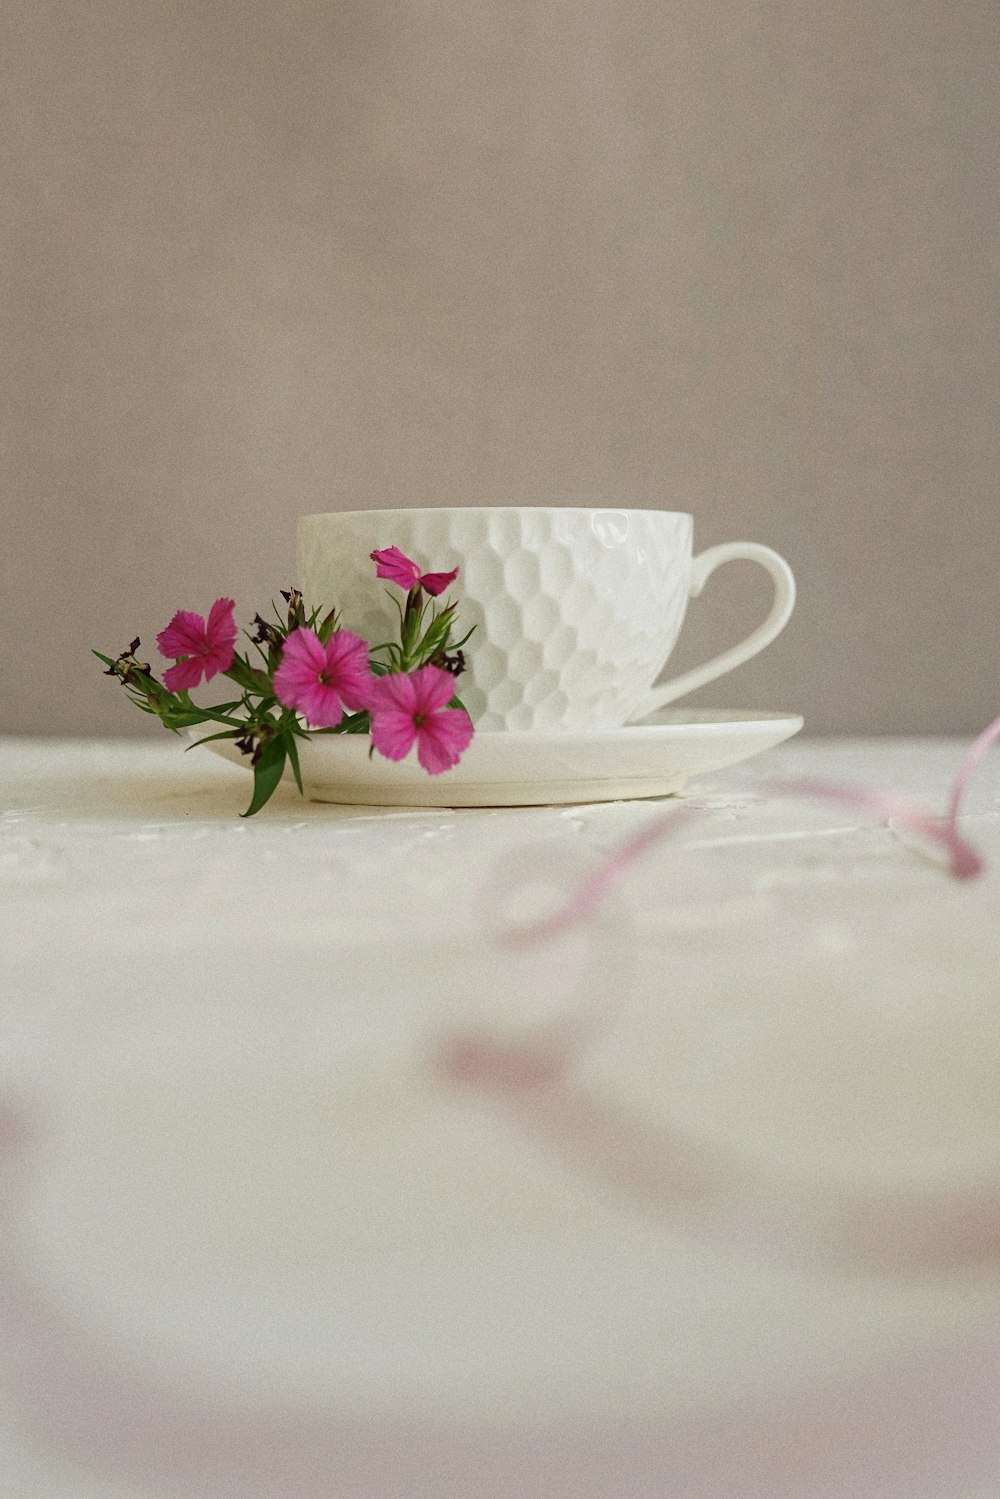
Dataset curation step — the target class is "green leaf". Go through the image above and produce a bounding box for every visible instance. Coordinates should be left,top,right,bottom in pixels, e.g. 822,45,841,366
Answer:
162,710,221,729
415,606,455,659
317,710,370,735
341,711,370,734
368,645,401,672
386,590,405,632
284,731,305,795
185,729,241,752
224,656,272,695
241,736,287,817
93,649,115,667
160,704,245,730
316,606,339,644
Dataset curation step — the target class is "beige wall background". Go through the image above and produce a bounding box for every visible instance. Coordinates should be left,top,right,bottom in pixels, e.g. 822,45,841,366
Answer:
2,0,998,738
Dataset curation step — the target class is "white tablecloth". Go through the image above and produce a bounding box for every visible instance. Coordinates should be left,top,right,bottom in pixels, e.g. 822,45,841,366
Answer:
1,735,998,1499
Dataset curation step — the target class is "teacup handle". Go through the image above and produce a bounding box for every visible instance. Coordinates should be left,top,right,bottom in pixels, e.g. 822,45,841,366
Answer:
627,542,796,720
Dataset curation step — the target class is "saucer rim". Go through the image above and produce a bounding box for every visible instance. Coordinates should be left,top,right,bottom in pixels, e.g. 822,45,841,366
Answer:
467,708,804,743
188,708,803,757
188,709,804,808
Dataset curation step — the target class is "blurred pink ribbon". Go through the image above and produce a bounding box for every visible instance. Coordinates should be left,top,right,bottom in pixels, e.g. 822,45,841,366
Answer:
509,711,1000,945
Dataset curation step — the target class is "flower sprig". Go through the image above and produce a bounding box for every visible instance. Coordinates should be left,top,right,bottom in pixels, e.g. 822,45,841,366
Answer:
95,548,475,816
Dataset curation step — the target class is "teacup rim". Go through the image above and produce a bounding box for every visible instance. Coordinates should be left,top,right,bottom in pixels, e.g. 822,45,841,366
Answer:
298,506,694,523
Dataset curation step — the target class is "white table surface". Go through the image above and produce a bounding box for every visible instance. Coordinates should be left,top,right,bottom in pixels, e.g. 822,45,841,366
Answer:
1,734,998,1499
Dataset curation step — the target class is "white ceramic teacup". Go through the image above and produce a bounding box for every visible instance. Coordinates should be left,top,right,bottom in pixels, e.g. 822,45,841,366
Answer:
298,508,795,732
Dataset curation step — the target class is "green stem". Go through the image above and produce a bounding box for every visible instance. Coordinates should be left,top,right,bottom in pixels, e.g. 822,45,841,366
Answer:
186,705,248,729
400,587,424,670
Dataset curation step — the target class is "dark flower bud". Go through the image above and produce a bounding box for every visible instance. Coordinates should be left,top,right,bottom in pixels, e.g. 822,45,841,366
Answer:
250,614,283,650
433,649,465,678
280,587,305,630
105,638,152,681
234,721,276,764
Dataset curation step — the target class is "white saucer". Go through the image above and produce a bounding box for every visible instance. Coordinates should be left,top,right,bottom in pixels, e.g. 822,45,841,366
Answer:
194,708,803,807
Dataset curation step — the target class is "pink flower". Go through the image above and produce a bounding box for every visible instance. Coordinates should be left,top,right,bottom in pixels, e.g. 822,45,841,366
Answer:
156,597,238,692
370,546,459,598
273,627,371,729
367,663,474,774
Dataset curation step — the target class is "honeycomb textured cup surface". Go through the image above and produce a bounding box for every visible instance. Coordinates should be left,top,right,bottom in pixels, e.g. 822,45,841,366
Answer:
298,509,692,731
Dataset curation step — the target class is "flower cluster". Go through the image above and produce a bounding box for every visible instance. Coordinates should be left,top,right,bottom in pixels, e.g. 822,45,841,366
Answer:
96,547,474,816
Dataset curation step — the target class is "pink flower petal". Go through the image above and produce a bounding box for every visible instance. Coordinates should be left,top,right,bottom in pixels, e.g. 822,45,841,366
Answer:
366,671,419,716
273,629,372,728
370,708,417,762
322,631,371,711
202,599,238,677
205,597,238,648
370,546,422,591
202,641,235,680
418,567,459,597
415,708,474,774
156,600,237,685
163,655,209,693
274,629,336,724
367,665,473,772
410,663,459,715
301,682,347,729
156,609,207,660
280,628,326,677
